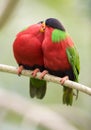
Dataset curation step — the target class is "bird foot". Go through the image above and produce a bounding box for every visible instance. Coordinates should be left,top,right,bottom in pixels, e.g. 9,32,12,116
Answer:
17,65,24,76
31,68,40,77
60,76,69,85
39,70,48,79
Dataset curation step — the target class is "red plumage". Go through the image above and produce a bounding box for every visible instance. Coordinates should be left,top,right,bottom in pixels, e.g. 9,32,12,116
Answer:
42,27,74,71
13,23,47,99
13,23,44,69
41,23,76,105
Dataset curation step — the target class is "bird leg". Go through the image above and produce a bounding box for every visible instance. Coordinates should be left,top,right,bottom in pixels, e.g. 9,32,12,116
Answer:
60,76,69,85
39,70,48,79
31,68,40,77
17,65,24,76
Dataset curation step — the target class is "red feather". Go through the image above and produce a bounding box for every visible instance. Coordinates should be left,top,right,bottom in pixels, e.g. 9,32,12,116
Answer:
42,27,74,71
13,24,44,67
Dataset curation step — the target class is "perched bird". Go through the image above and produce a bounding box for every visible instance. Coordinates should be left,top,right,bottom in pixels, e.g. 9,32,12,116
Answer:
41,18,80,105
13,22,47,99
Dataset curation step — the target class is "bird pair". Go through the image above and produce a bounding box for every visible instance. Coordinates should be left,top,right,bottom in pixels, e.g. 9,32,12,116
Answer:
13,18,80,105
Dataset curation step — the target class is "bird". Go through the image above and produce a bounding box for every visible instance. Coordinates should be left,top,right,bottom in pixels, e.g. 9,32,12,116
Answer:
13,22,47,99
40,18,80,105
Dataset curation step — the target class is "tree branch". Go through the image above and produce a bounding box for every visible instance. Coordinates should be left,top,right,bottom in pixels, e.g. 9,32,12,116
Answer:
0,64,91,96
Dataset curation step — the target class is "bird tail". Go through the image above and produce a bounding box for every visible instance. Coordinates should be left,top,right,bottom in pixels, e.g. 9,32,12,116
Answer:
29,77,46,99
63,86,73,105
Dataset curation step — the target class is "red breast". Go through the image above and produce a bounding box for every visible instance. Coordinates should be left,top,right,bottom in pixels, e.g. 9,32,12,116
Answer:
42,27,74,71
13,24,44,67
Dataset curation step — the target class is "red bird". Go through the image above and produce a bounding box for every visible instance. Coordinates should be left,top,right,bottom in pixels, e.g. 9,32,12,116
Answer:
41,18,80,105
13,22,47,99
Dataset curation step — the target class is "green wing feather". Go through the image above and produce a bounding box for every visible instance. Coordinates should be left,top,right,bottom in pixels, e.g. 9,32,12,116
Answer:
66,46,80,82
52,29,68,43
29,77,46,99
62,46,80,105
63,46,80,105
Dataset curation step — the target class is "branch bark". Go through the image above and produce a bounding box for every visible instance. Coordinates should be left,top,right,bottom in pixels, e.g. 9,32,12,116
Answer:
0,64,91,96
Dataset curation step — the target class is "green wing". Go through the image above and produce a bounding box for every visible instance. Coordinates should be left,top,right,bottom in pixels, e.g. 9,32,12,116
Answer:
62,46,80,105
66,46,80,82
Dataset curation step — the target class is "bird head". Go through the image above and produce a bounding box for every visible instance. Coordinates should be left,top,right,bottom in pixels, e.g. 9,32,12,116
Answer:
40,18,65,32
45,18,66,31
40,22,46,32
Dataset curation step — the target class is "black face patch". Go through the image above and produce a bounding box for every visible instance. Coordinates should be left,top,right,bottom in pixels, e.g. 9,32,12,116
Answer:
45,18,65,31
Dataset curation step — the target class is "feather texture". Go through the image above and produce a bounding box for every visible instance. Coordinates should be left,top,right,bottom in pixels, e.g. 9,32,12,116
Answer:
66,46,80,82
30,78,46,99
42,18,80,105
13,23,47,99
52,29,68,43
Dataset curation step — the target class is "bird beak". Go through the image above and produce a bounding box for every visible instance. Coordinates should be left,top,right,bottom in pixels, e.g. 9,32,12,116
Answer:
40,22,46,32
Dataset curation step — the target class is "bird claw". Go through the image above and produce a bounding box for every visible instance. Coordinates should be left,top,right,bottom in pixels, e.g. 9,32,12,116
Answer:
31,68,40,77
17,65,24,76
60,76,69,85
39,70,48,79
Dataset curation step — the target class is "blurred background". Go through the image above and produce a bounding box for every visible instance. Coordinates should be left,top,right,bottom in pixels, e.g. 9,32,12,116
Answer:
0,0,91,129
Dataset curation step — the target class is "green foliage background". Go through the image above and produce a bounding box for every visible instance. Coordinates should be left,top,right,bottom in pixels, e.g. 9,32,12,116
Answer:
0,0,91,129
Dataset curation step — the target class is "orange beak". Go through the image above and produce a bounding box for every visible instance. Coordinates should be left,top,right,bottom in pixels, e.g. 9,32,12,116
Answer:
40,22,46,32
